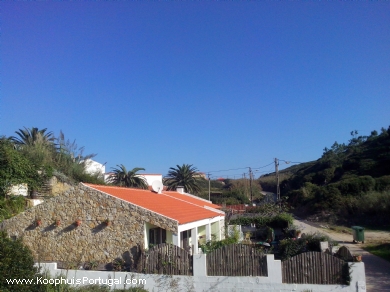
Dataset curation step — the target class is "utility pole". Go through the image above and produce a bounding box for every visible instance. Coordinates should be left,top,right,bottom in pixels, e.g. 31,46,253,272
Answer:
243,173,247,199
208,173,211,201
275,158,280,202
249,167,253,203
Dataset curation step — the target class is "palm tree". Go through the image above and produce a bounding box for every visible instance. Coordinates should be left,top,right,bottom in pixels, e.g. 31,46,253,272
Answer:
164,164,201,194
108,165,148,189
11,127,54,146
10,127,55,168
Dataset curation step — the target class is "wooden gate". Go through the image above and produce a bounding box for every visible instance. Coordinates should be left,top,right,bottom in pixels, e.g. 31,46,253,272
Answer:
138,243,193,275
282,251,349,284
206,244,268,276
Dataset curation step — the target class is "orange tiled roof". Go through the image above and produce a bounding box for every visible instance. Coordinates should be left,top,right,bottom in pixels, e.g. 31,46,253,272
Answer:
163,191,222,209
83,184,223,225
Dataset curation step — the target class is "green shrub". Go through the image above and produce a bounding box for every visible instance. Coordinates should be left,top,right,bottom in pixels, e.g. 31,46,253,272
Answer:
277,232,333,260
0,139,44,197
304,232,332,252
375,176,390,192
278,238,307,260
0,196,26,222
199,226,240,254
0,231,41,292
268,213,294,229
229,213,293,229
334,175,375,195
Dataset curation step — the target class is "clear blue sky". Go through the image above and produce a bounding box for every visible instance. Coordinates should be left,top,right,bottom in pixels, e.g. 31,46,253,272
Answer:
1,2,389,179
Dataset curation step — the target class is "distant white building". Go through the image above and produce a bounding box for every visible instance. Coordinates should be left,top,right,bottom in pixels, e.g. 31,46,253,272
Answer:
104,172,163,186
83,159,106,177
137,174,163,186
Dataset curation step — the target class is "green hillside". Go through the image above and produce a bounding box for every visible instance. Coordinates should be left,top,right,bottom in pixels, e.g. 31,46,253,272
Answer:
259,126,390,227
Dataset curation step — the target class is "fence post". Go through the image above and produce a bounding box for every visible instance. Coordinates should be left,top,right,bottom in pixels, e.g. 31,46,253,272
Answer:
267,254,282,283
349,262,366,291
193,253,207,277
191,227,198,254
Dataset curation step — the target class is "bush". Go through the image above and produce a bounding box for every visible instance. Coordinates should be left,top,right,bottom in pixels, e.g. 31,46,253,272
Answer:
278,238,307,260
351,191,390,225
0,231,41,292
375,176,390,192
0,139,44,197
277,232,333,260
229,213,293,229
269,213,294,229
199,226,240,254
334,176,375,195
0,196,26,222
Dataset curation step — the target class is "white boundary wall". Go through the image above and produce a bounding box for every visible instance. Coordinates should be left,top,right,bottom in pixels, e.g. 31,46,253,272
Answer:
37,254,366,291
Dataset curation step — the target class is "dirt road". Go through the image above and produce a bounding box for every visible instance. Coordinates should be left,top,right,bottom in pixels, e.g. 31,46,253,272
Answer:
293,219,390,291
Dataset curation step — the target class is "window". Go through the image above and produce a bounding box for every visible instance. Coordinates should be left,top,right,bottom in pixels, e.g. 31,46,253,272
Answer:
149,228,166,245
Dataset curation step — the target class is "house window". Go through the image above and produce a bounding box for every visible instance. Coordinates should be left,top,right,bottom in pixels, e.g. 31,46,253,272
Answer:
149,228,166,246
180,229,191,250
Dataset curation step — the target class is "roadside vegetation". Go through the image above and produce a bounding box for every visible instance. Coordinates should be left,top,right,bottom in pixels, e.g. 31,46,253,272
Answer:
363,243,390,263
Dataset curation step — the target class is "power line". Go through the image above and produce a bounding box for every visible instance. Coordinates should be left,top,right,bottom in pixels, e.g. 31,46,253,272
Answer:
206,167,249,173
205,161,274,174
208,168,275,180
204,159,303,180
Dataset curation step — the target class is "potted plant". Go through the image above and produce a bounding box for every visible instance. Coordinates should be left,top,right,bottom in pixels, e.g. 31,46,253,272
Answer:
75,220,82,227
103,219,111,226
35,218,42,227
354,254,362,262
30,188,38,199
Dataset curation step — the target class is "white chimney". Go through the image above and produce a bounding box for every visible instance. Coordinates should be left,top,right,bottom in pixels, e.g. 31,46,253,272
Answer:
176,186,184,194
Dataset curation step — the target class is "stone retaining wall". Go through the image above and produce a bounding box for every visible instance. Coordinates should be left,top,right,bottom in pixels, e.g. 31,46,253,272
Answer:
0,183,178,269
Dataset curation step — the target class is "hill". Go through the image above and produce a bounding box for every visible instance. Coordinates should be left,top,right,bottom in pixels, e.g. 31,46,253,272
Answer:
259,126,390,227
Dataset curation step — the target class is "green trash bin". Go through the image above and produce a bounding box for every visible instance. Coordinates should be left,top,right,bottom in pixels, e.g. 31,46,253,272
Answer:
351,226,365,243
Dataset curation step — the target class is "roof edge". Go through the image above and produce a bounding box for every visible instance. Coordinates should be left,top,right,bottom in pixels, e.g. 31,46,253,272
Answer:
81,183,179,225
165,190,217,205
160,192,224,217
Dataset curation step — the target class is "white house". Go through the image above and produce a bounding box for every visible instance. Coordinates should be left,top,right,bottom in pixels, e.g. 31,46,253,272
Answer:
83,159,106,176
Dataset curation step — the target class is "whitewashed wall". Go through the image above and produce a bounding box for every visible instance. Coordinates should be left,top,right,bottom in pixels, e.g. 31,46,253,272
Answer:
136,174,162,186
37,255,366,292
7,184,28,196
83,159,105,176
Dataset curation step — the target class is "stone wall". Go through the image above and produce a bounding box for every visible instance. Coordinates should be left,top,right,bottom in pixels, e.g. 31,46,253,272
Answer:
0,183,178,269
48,176,72,196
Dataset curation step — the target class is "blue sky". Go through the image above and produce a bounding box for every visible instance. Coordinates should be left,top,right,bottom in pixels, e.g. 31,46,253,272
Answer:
1,2,389,179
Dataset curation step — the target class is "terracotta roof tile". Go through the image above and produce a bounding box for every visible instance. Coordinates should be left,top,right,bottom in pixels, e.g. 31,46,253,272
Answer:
163,191,221,209
83,184,223,225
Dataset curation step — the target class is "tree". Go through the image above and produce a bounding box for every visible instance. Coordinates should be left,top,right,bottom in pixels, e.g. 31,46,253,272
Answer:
164,164,201,194
10,127,56,171
10,127,54,146
108,165,148,189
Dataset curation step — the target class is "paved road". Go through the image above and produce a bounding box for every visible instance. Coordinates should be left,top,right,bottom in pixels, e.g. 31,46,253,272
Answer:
293,219,390,291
